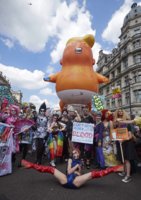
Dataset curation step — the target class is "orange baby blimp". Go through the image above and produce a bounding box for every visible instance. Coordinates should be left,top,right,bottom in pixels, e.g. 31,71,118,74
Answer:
44,34,109,111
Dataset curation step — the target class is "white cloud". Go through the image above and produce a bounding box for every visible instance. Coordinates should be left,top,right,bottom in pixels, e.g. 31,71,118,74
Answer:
0,0,60,52
1,38,14,48
0,63,47,89
29,95,59,111
0,0,96,62
46,65,55,75
40,87,56,96
50,1,95,63
102,0,134,44
29,95,49,111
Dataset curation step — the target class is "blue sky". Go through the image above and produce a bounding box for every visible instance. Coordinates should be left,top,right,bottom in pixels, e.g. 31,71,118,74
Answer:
0,0,141,110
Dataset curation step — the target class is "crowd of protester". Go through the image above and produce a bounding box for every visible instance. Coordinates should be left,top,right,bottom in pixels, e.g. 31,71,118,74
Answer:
0,98,141,183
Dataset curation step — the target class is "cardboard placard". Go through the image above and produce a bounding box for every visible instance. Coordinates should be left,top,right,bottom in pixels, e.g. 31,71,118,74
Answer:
111,128,129,140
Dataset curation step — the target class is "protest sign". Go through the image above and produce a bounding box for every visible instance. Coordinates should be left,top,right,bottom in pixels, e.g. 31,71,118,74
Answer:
72,122,94,144
111,128,129,140
0,123,13,176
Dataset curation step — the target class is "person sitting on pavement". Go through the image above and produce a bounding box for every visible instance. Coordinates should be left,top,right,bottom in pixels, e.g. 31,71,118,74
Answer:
21,148,123,189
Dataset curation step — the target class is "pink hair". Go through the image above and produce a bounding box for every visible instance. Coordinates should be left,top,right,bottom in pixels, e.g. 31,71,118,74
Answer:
9,104,20,116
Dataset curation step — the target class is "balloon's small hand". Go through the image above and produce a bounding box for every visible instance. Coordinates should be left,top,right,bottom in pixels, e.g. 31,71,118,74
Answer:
44,77,50,81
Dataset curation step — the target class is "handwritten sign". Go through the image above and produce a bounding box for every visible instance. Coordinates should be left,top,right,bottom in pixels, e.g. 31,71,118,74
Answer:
72,122,94,144
111,128,129,140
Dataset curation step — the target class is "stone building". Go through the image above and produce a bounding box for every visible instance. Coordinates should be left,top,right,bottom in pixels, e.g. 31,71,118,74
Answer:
97,2,141,116
11,90,23,104
0,71,22,106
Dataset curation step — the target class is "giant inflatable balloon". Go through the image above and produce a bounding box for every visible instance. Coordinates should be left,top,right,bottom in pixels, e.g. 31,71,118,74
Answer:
44,34,109,111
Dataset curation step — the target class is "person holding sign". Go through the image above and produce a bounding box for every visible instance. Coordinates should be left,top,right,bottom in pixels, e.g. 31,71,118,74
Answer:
114,109,137,183
21,148,123,189
80,106,95,169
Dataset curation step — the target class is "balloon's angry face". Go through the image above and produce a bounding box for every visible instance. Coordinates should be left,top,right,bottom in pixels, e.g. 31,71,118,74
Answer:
61,41,94,66
75,47,82,54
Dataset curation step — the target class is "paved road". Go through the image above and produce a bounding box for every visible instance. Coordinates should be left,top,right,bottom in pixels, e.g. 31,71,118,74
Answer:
0,156,141,200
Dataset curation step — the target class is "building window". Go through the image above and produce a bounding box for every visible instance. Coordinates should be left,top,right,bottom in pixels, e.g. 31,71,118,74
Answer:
111,71,115,79
111,99,115,108
123,58,128,68
104,57,107,63
124,75,132,87
134,54,141,64
134,90,141,103
125,92,130,104
111,83,115,88
133,72,137,83
123,35,127,40
117,66,121,74
103,66,108,73
117,80,121,87
99,88,103,95
133,39,141,49
106,99,110,108
124,46,127,53
134,28,140,34
117,98,122,107
106,86,110,94
138,74,141,82
133,71,141,82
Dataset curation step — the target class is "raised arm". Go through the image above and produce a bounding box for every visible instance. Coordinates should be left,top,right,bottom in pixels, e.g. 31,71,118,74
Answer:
96,72,109,84
44,72,60,83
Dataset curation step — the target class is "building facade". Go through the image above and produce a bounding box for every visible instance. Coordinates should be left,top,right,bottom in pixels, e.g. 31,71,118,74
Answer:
97,3,141,116
0,71,22,106
11,90,23,104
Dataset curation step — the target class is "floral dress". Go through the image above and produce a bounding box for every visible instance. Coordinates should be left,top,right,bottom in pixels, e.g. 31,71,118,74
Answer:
103,122,120,166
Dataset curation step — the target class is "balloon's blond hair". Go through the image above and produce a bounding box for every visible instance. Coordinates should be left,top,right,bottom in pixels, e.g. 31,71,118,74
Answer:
66,34,95,48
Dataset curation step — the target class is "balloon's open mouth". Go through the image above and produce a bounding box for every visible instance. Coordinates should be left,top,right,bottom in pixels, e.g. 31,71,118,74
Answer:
75,47,82,54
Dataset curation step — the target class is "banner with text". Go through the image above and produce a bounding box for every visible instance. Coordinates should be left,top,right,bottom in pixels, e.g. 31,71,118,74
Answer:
0,122,13,176
72,122,94,144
